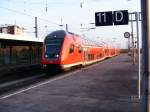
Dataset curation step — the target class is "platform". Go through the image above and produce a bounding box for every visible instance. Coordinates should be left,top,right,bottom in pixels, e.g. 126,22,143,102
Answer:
0,54,141,112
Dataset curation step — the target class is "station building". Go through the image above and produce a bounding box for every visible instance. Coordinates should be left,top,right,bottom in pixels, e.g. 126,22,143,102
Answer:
0,25,43,66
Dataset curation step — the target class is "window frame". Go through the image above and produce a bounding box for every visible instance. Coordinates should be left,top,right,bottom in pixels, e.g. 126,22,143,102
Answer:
69,44,74,54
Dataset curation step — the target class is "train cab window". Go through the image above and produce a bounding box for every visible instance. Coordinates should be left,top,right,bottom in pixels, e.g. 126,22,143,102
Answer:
69,44,74,54
78,46,82,53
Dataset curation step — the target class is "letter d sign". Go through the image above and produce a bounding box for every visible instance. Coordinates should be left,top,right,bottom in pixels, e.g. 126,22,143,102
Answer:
114,10,129,25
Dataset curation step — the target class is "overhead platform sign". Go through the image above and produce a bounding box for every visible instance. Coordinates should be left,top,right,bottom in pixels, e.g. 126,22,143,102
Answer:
95,10,129,26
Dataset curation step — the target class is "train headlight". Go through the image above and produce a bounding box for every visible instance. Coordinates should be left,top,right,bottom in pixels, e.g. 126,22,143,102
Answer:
55,54,59,58
45,54,49,58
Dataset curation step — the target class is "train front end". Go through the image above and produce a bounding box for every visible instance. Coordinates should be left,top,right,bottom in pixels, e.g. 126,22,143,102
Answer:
41,30,65,70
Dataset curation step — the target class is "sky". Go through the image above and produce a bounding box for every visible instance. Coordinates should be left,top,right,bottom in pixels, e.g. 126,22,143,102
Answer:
0,0,141,48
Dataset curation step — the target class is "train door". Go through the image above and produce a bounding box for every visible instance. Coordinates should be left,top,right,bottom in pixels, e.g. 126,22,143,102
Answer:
84,51,86,60
83,48,87,65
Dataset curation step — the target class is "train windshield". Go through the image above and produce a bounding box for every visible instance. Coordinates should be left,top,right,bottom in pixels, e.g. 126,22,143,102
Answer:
45,43,61,54
44,38,64,59
44,30,65,59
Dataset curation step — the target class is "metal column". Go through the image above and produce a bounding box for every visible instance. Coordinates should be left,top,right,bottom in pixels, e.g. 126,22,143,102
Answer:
147,0,150,111
135,12,141,99
141,0,148,111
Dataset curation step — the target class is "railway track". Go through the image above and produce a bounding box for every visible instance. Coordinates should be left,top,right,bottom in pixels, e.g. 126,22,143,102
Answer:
0,65,54,96
0,58,109,98
0,66,79,97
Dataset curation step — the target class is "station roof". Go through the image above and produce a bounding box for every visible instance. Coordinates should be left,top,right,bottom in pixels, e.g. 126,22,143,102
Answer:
0,33,44,46
0,33,44,42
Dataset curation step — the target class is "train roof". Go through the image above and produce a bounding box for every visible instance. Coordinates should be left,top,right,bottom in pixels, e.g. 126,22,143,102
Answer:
0,33,44,43
45,30,80,39
45,30,66,39
45,30,105,47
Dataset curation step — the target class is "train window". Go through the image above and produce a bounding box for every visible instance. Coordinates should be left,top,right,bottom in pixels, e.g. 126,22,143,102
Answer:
92,54,94,60
88,54,94,60
69,44,74,54
88,54,91,60
78,46,82,53
100,53,102,58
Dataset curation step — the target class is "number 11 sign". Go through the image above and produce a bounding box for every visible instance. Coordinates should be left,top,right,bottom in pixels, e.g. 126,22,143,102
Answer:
95,10,129,26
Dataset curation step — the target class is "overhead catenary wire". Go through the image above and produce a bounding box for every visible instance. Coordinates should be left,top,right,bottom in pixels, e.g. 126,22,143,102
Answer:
3,0,85,5
0,0,94,30
0,6,61,26
0,1,100,41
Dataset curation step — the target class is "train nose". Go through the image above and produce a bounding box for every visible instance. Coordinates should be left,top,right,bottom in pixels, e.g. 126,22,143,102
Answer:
44,53,60,59
42,59,61,64
43,53,61,64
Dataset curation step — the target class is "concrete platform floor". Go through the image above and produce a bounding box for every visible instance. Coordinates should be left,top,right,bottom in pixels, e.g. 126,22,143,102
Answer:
0,54,141,112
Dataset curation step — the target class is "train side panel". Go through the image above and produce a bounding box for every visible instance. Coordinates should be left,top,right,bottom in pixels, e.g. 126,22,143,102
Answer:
60,35,84,70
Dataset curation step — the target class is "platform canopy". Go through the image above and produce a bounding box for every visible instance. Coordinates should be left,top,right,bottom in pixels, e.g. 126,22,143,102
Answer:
0,33,44,46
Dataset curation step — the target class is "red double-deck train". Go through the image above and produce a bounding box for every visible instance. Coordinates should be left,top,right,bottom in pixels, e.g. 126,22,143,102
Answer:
41,30,119,71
